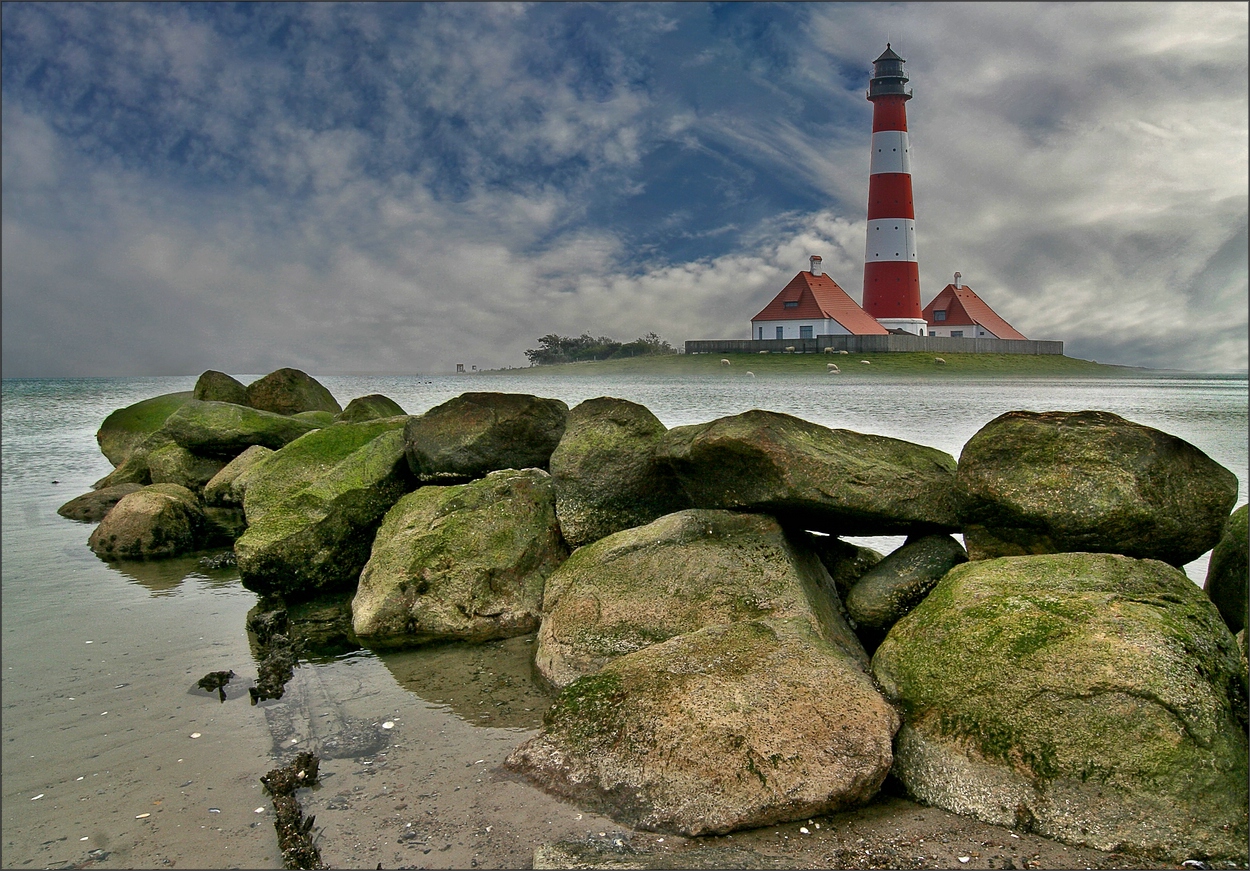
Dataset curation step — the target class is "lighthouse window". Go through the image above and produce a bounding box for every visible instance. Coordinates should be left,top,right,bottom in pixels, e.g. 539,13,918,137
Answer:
933,310,947,321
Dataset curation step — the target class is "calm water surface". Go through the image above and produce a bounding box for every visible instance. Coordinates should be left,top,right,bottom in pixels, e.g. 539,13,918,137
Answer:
2,372,1246,868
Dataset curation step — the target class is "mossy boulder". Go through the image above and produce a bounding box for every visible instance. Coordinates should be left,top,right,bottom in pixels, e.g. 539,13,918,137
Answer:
163,399,322,455
535,509,865,688
146,441,231,494
203,445,274,507
1206,504,1249,634
87,483,207,560
336,393,406,423
403,392,569,483
352,468,568,647
845,534,967,632
955,410,1239,567
872,552,1249,862
549,397,690,548
244,368,342,416
507,618,899,836
804,533,885,600
293,410,336,427
96,391,194,467
235,427,416,598
241,417,409,524
656,410,959,536
58,483,145,522
192,370,248,405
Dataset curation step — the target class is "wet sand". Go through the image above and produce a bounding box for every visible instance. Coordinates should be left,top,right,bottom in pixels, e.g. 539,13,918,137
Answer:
3,603,1212,871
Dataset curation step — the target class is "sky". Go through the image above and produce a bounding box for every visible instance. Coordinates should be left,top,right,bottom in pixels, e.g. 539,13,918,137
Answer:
2,2,1247,377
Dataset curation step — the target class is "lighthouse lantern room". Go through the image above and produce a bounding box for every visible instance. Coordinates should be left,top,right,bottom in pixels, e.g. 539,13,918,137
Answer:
862,45,927,336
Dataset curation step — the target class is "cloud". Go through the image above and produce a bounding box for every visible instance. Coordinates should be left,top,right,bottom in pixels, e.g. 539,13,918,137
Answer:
2,2,1246,376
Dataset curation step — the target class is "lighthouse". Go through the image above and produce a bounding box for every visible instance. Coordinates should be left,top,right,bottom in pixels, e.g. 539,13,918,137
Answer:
862,45,927,335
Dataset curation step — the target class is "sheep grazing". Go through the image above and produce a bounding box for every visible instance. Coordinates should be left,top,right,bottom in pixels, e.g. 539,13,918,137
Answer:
784,346,796,354
746,371,755,377
827,364,840,373
839,349,849,355
759,350,769,354
934,357,946,365
721,359,732,367
861,359,872,365
822,347,836,354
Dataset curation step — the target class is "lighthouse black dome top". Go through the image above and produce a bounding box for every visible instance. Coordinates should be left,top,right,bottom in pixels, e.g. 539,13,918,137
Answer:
868,44,911,100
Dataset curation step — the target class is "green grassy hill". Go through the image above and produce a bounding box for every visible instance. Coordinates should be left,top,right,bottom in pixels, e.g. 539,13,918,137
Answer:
491,351,1155,379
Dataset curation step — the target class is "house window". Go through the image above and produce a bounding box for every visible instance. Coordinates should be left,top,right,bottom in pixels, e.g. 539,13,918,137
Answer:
776,326,784,340
784,301,799,309
933,310,946,322
951,330,963,338
800,326,813,339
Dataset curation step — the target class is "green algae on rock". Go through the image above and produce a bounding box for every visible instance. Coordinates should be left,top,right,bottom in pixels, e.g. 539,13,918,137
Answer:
508,617,898,837
88,483,208,560
955,410,1238,566
352,468,568,647
403,392,569,482
236,426,415,598
549,396,690,548
95,391,194,467
872,551,1249,862
535,508,865,688
657,409,959,536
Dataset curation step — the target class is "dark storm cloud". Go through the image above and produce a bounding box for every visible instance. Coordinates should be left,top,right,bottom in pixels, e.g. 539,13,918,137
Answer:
2,2,1245,376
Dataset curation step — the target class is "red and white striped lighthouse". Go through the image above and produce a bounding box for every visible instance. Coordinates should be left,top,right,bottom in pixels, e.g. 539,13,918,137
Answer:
862,45,927,335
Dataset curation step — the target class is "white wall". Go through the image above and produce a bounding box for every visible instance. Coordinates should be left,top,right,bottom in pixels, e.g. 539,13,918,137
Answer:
926,322,997,338
749,319,850,340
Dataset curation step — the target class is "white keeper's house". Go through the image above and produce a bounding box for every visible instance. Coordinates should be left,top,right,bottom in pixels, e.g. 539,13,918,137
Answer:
750,256,889,341
922,273,1027,339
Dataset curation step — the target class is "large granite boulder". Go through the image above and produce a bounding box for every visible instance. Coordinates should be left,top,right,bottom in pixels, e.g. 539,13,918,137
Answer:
244,368,342,416
352,468,567,647
241,417,408,524
235,427,415,598
163,400,322,455
955,410,1239,567
845,534,967,631
192,370,248,405
549,397,690,548
58,483,144,522
146,441,231,494
403,392,569,483
203,445,274,507
87,484,208,560
535,509,864,688
507,617,899,836
656,410,959,536
336,393,406,423
96,391,193,467
1206,504,1249,634
872,552,1249,862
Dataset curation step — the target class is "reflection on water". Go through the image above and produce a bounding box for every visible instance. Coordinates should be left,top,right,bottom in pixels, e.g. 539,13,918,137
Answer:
101,552,248,596
375,634,555,730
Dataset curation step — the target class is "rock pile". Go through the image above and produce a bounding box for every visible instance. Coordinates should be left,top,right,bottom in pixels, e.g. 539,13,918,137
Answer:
62,374,1248,863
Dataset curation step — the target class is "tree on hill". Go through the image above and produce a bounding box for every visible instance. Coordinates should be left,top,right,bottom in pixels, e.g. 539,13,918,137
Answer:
525,332,676,365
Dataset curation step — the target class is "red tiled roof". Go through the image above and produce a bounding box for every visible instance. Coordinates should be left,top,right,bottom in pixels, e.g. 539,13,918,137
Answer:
922,283,1027,340
752,272,889,335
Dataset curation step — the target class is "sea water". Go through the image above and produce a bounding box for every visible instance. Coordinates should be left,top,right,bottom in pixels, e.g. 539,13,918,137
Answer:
2,372,1246,867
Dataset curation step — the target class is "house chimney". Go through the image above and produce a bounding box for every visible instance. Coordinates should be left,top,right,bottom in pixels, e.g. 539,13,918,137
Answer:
954,272,961,289
810,255,823,276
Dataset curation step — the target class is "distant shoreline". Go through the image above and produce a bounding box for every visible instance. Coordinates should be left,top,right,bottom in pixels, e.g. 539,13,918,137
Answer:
482,352,1219,379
